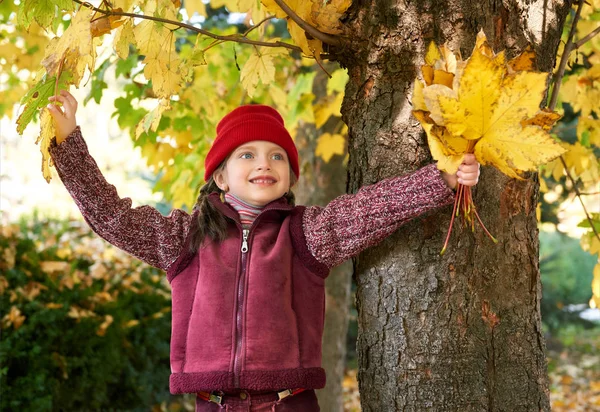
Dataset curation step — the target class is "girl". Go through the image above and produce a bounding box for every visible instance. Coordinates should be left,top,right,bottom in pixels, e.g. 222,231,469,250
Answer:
47,90,479,411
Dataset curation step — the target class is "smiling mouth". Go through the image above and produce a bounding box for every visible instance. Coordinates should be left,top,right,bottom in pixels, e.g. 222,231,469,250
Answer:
250,179,277,184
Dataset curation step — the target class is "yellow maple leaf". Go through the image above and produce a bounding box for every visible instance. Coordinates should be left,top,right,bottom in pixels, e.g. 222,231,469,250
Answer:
41,9,94,86
135,99,171,139
591,262,600,309
184,0,207,17
37,108,56,183
314,92,343,128
315,132,345,162
437,46,505,140
261,0,291,19
114,19,135,59
415,31,565,179
241,46,287,97
578,117,600,147
562,141,596,177
310,0,351,35
421,122,468,174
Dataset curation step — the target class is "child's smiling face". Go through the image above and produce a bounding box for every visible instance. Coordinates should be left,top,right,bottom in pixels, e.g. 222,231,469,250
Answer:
213,140,292,207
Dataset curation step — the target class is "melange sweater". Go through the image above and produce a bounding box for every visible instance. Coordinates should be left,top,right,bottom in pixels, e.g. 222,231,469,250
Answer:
49,126,455,394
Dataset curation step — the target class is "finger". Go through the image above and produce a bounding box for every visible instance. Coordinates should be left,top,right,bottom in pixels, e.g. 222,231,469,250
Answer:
48,95,66,103
60,90,78,108
46,103,64,118
61,89,77,106
462,154,477,165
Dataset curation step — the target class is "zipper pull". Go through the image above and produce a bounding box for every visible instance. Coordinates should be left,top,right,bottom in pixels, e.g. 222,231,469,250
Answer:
241,229,249,253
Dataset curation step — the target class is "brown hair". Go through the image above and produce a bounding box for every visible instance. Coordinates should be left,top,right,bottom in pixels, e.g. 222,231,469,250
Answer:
189,163,297,252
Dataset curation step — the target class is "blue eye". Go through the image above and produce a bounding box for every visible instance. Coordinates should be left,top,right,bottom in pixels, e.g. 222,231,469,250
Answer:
272,153,284,160
240,152,253,159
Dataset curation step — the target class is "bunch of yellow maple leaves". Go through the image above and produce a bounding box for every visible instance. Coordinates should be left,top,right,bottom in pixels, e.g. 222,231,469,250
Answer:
412,30,566,253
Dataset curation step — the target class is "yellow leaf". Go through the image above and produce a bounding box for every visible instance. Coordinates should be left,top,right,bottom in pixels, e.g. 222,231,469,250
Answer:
114,19,134,59
314,93,343,128
412,80,426,111
2,306,26,330
422,65,434,86
437,47,504,140
240,48,277,97
310,0,351,35
422,123,467,174
315,133,345,162
438,45,457,74
96,315,114,336
37,108,56,183
423,84,456,126
562,141,596,177
592,263,600,309
432,69,454,88
474,29,495,59
425,41,441,66
475,125,565,179
135,99,171,139
41,9,94,87
508,45,536,72
90,11,124,37
426,36,566,178
40,261,70,274
184,0,206,16
578,116,600,147
521,108,562,131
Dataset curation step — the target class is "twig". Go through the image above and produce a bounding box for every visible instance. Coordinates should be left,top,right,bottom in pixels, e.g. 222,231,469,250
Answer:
202,15,276,52
559,157,600,239
72,0,304,53
548,0,584,110
272,0,342,47
547,0,600,242
575,25,600,48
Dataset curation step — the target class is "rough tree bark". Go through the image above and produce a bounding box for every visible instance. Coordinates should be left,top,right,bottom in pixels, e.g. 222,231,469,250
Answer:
294,68,352,412
331,1,572,410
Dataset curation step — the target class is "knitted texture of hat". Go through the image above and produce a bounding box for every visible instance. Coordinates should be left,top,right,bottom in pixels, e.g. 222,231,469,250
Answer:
204,105,299,181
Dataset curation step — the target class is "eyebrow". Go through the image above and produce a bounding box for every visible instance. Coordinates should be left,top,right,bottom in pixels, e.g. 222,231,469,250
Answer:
234,145,286,154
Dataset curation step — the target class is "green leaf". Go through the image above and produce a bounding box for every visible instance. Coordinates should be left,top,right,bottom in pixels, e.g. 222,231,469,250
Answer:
33,0,55,29
85,58,111,105
16,72,72,135
115,54,139,79
112,97,146,130
577,214,600,232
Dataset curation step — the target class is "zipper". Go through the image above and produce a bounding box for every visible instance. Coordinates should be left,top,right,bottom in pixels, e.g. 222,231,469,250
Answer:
229,206,290,388
233,229,249,387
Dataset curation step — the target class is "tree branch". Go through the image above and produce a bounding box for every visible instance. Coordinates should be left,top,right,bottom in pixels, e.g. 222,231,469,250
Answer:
548,0,584,110
575,25,600,49
272,0,343,47
547,0,600,242
72,0,304,53
559,156,600,240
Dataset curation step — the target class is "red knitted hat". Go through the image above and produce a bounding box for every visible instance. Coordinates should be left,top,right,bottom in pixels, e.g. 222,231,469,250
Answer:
204,105,299,182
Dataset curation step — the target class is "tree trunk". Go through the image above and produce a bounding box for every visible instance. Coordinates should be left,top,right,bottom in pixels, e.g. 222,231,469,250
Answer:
294,67,352,412
333,1,572,410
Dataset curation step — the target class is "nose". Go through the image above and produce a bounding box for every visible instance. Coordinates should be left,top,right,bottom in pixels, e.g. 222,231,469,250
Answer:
256,156,272,171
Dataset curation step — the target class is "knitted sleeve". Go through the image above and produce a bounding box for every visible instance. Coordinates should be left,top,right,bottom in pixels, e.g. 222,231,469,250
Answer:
48,127,192,272
302,164,455,269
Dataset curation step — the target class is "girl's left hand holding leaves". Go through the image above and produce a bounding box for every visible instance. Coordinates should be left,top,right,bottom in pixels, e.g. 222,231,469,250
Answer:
442,154,480,190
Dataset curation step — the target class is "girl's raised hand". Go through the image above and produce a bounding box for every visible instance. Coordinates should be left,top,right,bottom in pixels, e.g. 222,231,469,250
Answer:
442,154,480,189
47,90,78,144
